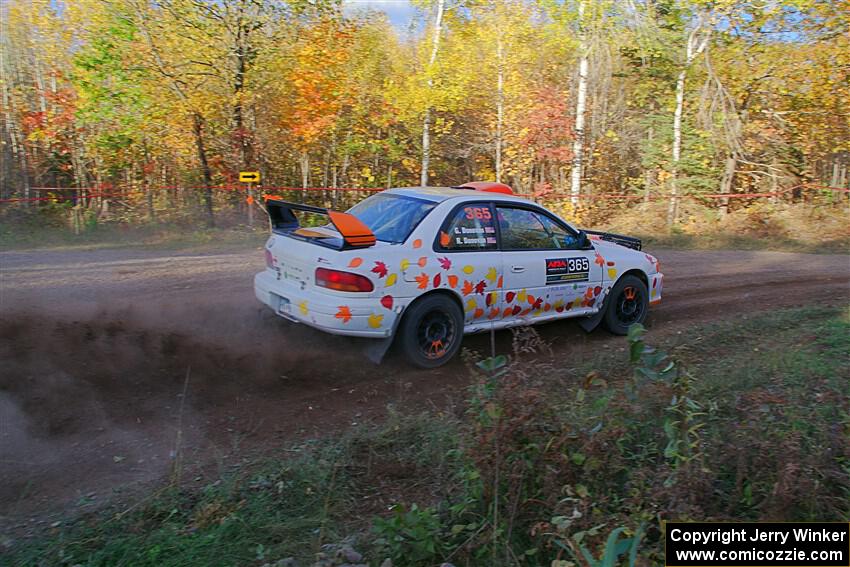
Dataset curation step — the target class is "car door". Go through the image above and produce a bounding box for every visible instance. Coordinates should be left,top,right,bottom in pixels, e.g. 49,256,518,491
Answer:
497,204,603,323
432,201,503,327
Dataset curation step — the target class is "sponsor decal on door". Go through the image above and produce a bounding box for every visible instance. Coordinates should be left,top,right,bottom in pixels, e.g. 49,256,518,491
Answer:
546,257,590,284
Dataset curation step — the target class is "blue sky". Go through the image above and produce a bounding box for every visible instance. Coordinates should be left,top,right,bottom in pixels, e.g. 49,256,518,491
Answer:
342,0,419,29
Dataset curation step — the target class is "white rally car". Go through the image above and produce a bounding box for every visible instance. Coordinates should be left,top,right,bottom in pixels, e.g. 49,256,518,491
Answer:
255,182,663,368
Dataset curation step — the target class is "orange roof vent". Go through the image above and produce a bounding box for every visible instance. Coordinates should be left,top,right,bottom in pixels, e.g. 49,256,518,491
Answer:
456,181,514,195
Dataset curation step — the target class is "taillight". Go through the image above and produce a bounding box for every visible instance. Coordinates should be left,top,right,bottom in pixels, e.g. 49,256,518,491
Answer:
315,268,374,292
264,249,274,268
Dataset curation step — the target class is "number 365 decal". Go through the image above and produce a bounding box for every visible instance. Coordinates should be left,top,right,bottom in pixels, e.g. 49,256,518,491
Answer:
463,206,492,220
545,256,590,284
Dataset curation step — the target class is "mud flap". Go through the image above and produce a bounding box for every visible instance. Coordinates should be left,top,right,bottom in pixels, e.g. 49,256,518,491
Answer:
363,307,405,364
364,336,394,365
579,294,610,333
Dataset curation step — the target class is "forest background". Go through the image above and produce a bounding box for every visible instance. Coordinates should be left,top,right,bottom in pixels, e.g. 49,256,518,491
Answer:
0,0,847,244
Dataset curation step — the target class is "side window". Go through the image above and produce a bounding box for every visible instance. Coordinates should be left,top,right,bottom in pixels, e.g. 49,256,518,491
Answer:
497,207,580,250
438,203,498,251
538,213,581,249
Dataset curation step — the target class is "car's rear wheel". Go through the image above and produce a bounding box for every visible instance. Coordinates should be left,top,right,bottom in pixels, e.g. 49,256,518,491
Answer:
399,294,463,369
603,274,648,335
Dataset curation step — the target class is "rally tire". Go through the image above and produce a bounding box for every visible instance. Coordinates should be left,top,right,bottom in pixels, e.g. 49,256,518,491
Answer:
399,294,464,369
603,274,649,335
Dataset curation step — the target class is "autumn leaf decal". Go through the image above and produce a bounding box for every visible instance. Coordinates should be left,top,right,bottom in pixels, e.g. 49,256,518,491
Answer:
368,313,384,328
335,306,352,323
412,239,422,249
474,280,487,295
380,295,394,309
439,231,451,247
348,257,363,268
433,273,442,288
462,280,474,296
594,252,605,267
438,257,452,270
372,261,388,278
447,274,459,289
415,273,429,289
485,267,498,283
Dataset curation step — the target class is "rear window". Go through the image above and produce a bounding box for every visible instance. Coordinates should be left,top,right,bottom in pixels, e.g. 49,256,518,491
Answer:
437,203,498,251
347,194,436,244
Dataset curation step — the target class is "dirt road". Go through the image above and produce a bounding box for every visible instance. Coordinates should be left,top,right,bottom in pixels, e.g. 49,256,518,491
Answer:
1,245,848,527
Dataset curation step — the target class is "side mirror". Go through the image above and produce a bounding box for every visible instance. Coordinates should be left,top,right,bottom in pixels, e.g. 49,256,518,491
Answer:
577,230,593,250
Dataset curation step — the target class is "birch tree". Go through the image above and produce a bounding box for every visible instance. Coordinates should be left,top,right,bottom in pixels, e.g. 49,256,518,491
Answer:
668,9,711,225
420,0,445,186
569,0,588,206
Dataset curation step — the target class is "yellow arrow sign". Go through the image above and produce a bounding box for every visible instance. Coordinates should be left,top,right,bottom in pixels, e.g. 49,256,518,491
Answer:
239,171,260,183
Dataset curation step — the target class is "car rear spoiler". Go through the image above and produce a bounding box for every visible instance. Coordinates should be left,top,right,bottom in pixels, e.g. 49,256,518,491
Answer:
583,229,642,251
265,199,376,249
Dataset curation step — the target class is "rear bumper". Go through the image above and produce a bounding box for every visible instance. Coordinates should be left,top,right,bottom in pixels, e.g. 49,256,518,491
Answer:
649,272,663,305
254,270,396,338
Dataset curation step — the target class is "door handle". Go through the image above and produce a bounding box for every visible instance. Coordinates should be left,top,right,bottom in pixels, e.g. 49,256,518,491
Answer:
511,265,526,273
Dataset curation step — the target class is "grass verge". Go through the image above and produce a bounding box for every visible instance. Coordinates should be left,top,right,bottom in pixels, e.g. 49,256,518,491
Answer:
4,306,848,566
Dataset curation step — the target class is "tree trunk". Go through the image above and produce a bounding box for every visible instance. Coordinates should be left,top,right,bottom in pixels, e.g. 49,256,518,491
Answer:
570,0,588,208
192,112,214,226
495,36,504,183
299,151,309,202
668,67,686,225
644,126,654,203
300,152,310,188
420,0,445,186
668,16,711,226
830,159,841,188
770,156,779,205
718,153,735,215
144,144,155,221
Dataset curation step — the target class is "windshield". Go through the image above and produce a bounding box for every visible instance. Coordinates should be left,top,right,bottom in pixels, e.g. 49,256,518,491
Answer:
347,193,437,244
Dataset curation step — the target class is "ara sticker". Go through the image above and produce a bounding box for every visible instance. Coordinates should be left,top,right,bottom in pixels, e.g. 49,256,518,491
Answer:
545,257,590,284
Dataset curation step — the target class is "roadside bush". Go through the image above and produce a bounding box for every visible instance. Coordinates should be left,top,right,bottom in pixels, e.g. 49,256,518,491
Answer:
404,316,849,565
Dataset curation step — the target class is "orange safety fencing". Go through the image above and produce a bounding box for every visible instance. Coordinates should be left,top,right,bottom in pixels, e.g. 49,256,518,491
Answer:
525,183,849,201
1,183,847,204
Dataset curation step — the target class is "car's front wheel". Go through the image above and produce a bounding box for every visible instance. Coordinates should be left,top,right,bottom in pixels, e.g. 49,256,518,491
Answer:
603,274,649,335
399,294,464,369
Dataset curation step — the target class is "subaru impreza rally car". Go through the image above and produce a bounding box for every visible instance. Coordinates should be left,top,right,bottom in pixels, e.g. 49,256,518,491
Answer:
255,182,663,368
